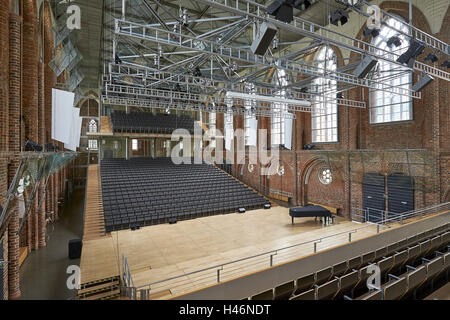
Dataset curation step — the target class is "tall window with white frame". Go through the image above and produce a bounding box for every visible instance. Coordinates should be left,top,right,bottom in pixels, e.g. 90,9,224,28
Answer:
132,139,138,151
209,111,216,148
88,139,98,150
371,17,412,124
311,46,338,143
271,69,288,146
224,106,234,151
244,82,257,146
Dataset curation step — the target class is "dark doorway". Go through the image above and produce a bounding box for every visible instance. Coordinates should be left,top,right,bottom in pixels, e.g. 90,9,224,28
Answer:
363,173,386,223
387,174,414,221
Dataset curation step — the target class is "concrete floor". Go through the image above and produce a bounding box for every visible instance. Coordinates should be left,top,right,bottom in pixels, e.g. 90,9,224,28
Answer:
19,188,84,300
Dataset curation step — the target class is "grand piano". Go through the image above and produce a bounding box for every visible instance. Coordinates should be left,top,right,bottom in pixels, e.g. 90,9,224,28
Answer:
289,204,333,225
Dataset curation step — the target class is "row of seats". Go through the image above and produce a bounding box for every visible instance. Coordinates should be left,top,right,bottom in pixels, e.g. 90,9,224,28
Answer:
101,158,268,232
245,222,450,300
110,111,197,134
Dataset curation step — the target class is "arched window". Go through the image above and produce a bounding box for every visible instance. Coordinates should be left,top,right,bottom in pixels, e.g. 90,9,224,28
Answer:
88,119,97,133
271,69,288,146
312,46,338,143
371,17,412,124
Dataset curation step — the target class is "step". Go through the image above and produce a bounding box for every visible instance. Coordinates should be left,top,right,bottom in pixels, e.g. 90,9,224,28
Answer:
79,289,120,300
78,280,120,295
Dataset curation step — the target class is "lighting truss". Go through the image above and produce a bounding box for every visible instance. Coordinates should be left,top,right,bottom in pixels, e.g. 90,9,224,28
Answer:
114,19,421,99
190,0,450,82
101,95,300,118
107,62,366,109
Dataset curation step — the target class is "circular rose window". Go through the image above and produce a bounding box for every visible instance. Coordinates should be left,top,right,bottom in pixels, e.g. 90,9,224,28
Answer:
318,167,333,185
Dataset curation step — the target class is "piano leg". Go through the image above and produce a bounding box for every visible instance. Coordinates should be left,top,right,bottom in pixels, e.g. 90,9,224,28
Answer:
291,216,294,225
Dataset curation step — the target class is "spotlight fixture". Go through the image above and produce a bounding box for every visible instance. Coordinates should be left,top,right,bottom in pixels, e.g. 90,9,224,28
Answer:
397,40,425,66
330,9,349,26
193,66,202,77
300,87,308,93
336,93,344,99
266,0,313,23
424,53,439,63
45,143,58,152
386,36,402,48
441,60,450,68
25,140,43,152
114,54,122,64
363,26,380,39
302,144,316,150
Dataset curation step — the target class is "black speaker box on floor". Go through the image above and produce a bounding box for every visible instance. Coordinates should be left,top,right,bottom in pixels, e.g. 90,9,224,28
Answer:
68,239,82,260
168,217,177,224
130,223,141,231
238,208,246,213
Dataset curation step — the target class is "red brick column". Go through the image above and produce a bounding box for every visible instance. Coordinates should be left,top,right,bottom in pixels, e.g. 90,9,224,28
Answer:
38,59,46,247
0,0,9,152
8,12,22,300
23,0,39,251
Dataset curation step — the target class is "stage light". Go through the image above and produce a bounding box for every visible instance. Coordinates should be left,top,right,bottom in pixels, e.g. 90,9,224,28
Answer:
45,143,58,152
424,53,439,63
193,66,202,77
363,26,380,39
336,93,344,99
397,40,425,65
330,9,349,26
302,144,316,150
387,36,402,48
441,60,450,68
267,0,313,23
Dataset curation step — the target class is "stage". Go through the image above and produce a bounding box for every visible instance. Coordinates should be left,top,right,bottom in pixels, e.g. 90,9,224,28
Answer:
79,205,396,299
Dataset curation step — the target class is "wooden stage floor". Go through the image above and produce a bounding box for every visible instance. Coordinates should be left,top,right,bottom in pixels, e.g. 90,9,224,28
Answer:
80,205,414,298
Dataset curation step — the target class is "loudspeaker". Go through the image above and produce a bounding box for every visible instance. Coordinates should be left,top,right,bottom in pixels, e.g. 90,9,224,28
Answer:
353,56,378,79
68,239,82,260
168,217,177,224
264,203,271,209
238,208,246,213
130,223,141,231
412,74,434,92
251,22,278,55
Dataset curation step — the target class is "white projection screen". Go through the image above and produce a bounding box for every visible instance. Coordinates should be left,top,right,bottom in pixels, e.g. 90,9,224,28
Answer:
248,118,258,147
52,88,75,144
64,107,81,151
284,115,293,150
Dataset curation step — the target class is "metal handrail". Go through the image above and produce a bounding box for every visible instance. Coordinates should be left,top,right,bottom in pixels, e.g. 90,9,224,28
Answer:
128,202,449,296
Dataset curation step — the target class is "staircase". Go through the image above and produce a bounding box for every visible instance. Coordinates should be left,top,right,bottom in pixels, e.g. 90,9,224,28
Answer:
77,276,121,300
83,165,106,240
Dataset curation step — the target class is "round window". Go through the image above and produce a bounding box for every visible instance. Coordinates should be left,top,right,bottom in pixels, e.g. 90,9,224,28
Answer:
318,167,332,185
